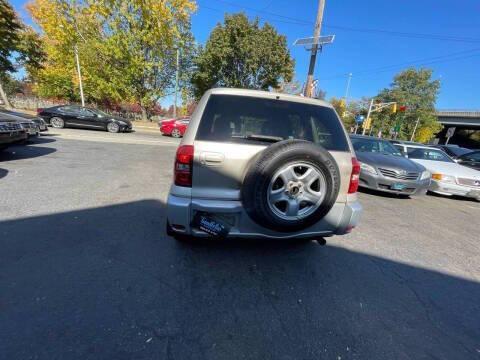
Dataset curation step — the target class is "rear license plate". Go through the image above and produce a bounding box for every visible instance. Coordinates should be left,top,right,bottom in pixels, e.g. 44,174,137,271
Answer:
391,183,407,190
192,213,230,239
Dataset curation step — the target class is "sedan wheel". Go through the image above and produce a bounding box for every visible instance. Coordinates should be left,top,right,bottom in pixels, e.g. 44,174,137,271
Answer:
107,122,120,133
171,128,182,138
50,117,64,129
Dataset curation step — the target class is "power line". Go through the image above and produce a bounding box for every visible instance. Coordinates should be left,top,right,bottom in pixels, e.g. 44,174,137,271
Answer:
320,48,480,81
200,3,309,26
206,0,480,43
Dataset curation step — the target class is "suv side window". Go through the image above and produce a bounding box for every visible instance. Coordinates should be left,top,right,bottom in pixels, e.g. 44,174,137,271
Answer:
196,94,349,151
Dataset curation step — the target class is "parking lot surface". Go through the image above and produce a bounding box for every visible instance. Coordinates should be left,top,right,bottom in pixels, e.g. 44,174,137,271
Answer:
1,129,479,359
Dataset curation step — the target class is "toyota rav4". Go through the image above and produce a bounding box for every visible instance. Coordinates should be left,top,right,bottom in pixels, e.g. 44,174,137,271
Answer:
166,88,362,241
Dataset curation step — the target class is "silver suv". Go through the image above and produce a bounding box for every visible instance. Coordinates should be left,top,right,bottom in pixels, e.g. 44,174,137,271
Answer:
166,88,362,241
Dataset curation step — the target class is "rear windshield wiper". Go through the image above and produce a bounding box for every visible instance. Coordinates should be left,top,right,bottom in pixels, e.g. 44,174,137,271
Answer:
232,134,284,143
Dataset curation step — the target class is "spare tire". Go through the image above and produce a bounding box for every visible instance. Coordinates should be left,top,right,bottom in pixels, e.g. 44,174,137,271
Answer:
242,139,340,232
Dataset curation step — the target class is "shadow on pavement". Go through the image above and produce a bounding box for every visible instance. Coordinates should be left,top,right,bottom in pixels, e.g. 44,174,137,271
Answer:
0,168,8,179
0,143,56,161
359,187,411,199
27,136,58,145
0,199,478,359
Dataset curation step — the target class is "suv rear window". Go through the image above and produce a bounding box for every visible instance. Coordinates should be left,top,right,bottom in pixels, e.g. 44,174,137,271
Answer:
196,94,349,151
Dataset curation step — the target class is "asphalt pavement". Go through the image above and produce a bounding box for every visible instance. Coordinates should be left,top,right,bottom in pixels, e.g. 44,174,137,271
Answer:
0,129,479,360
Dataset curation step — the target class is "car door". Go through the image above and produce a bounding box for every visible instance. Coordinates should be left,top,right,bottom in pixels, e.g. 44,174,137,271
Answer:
77,108,105,130
57,106,84,128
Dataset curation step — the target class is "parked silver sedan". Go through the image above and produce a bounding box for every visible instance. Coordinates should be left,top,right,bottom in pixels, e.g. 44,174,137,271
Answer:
394,144,480,201
350,135,431,196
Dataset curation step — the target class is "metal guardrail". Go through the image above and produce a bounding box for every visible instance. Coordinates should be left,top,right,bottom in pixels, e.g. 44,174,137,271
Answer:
436,110,480,117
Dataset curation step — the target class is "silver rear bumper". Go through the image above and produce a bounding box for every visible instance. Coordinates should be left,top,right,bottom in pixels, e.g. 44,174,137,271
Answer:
167,195,362,239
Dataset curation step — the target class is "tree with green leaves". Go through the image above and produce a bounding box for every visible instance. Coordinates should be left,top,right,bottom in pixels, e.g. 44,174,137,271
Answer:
0,0,22,106
374,68,441,142
192,13,294,99
28,0,196,119
0,0,45,107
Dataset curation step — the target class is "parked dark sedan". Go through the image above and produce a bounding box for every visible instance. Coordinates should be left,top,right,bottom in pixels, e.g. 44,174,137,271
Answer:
0,109,48,131
0,117,27,151
38,105,132,133
432,144,473,159
350,135,431,196
0,110,40,138
456,150,480,171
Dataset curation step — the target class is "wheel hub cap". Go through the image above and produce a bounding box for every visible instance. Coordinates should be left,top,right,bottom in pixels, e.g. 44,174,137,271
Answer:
268,162,327,220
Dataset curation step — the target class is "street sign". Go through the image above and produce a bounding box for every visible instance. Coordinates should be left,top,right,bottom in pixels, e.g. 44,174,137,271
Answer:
293,35,335,46
445,127,456,145
446,127,456,138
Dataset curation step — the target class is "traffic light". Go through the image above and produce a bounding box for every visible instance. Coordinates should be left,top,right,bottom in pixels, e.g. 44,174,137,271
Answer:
363,117,372,130
392,103,397,114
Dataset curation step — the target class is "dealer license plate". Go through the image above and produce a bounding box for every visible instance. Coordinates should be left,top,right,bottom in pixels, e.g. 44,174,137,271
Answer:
391,183,407,190
192,213,230,239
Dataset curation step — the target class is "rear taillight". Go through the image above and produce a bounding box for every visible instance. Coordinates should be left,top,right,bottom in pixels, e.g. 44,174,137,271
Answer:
348,157,361,194
36,108,44,114
174,145,194,187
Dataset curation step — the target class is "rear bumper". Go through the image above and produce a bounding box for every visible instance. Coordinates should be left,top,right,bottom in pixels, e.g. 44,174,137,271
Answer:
167,194,362,239
359,171,430,195
430,180,480,200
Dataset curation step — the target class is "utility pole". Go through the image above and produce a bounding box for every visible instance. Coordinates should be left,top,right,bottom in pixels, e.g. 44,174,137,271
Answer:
362,98,374,135
173,48,180,118
410,118,420,141
344,73,352,103
305,0,325,97
74,45,85,107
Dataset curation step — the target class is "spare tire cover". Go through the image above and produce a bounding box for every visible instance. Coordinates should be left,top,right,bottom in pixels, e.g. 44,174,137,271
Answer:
242,139,341,232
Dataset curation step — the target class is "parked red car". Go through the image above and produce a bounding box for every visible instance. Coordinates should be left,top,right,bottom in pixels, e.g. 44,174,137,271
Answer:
159,117,189,138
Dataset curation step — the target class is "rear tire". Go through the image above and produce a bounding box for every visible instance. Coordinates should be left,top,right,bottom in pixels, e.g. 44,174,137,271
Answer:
50,117,64,129
242,140,341,232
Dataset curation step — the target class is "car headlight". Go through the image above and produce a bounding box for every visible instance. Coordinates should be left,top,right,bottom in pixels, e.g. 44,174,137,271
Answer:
432,174,455,183
420,170,431,180
360,162,377,175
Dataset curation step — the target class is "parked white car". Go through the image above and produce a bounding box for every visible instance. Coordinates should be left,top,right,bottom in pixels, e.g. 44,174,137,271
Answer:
394,144,480,201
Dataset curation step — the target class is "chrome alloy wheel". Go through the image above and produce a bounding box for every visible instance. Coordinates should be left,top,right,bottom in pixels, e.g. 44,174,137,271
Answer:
107,122,120,133
50,117,64,128
267,162,327,220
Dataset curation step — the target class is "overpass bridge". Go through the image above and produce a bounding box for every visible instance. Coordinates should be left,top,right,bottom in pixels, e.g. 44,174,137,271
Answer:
435,110,480,147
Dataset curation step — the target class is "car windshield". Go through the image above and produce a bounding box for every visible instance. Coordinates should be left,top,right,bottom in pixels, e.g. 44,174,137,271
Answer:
350,137,402,156
407,147,454,162
195,94,349,151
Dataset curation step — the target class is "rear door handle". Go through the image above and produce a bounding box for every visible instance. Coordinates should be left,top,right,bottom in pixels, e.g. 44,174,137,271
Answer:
200,152,224,166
